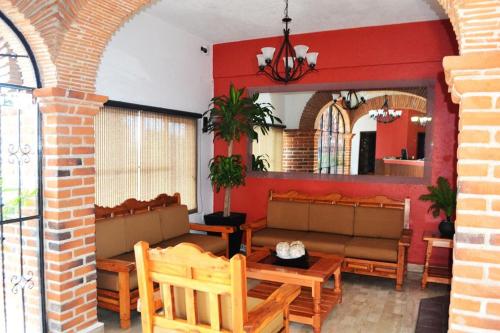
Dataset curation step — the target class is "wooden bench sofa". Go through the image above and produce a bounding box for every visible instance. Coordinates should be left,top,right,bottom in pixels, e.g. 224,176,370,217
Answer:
242,191,412,290
95,193,235,329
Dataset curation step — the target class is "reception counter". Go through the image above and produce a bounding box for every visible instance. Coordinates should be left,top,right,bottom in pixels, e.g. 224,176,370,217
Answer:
378,158,425,177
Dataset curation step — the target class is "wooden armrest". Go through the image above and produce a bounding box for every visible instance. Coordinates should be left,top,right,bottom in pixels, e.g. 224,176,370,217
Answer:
399,228,413,247
96,258,136,273
244,284,300,332
241,218,267,231
189,223,235,234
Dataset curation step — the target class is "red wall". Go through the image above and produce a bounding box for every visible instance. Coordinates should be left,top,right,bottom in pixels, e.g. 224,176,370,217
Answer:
375,110,424,159
375,111,411,159
212,20,458,265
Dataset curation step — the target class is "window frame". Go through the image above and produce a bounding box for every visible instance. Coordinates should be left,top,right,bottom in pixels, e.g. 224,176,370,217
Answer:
99,100,201,213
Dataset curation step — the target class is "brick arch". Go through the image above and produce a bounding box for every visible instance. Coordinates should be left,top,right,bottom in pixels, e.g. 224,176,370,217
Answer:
1,0,155,92
299,91,426,130
55,0,154,92
0,2,57,87
350,93,426,128
299,91,334,129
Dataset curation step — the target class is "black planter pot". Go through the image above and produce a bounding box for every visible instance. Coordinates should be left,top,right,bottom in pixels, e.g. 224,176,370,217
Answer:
438,220,455,239
204,212,246,257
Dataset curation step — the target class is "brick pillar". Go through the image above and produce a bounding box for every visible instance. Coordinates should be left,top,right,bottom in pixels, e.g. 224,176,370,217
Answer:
282,129,316,172
34,87,107,333
444,52,500,332
343,133,354,175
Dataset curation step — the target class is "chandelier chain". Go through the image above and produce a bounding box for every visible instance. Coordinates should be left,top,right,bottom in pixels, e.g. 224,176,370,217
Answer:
284,0,289,19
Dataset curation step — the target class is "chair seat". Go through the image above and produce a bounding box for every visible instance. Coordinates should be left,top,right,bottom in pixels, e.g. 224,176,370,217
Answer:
97,233,227,292
302,232,351,256
153,233,226,255
151,294,283,333
345,237,399,263
252,228,309,248
97,251,139,292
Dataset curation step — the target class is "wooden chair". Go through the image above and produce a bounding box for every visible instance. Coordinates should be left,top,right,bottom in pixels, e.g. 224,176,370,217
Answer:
134,241,301,333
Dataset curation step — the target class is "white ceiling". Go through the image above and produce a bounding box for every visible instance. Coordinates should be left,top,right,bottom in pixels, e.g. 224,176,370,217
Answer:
148,0,447,43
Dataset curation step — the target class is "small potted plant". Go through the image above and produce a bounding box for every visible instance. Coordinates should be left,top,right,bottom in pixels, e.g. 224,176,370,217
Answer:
203,84,281,256
251,154,270,172
419,176,457,238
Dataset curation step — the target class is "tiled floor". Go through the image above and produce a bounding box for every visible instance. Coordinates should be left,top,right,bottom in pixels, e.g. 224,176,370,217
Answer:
100,272,449,333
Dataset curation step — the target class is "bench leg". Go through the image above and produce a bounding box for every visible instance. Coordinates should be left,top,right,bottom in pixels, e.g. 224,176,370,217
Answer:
396,245,406,291
118,271,131,329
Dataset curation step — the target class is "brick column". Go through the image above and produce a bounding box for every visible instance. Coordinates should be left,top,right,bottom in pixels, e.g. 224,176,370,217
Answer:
444,52,500,332
34,88,107,333
282,129,316,172
343,133,354,175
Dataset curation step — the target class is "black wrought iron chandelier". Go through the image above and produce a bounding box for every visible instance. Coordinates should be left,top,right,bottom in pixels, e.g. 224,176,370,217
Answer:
332,90,366,111
256,0,318,84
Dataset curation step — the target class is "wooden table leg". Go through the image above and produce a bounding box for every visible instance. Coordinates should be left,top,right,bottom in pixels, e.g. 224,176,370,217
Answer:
312,281,322,333
422,240,433,289
334,267,342,304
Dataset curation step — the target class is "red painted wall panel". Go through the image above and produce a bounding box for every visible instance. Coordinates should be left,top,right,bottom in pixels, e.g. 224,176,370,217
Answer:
375,111,411,159
211,20,458,265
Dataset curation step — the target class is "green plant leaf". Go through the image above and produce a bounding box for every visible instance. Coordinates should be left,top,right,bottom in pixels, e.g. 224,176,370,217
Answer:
419,176,456,221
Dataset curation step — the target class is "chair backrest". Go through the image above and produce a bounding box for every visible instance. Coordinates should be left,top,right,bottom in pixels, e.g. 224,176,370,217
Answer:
134,241,248,333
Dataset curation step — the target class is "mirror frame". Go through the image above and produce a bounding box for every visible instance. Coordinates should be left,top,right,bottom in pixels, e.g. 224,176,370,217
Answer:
247,79,435,184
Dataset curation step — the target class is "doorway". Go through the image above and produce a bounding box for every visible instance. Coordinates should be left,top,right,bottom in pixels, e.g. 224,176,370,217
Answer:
417,132,426,160
358,131,376,175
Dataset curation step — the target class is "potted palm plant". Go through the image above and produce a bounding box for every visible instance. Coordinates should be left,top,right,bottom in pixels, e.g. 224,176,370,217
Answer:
203,84,281,256
419,176,457,238
251,154,270,172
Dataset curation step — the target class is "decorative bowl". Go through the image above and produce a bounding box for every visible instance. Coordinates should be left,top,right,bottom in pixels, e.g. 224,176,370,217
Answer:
271,249,309,269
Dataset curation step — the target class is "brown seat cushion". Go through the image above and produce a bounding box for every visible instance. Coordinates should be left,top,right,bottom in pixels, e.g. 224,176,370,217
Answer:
95,216,127,259
97,234,226,292
303,232,351,256
97,251,138,291
153,233,227,255
157,204,190,240
345,237,399,262
252,228,309,248
267,200,309,231
353,206,404,239
308,203,355,236
123,210,163,251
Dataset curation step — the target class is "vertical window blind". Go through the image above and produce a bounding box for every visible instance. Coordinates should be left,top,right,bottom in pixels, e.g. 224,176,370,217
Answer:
252,127,283,172
96,106,197,210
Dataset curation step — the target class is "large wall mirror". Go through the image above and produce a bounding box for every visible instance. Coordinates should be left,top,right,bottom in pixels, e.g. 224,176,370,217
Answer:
249,82,433,181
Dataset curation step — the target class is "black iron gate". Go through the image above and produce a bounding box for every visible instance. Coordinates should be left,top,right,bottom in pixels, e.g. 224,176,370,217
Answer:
0,84,46,333
0,9,47,333
318,104,347,174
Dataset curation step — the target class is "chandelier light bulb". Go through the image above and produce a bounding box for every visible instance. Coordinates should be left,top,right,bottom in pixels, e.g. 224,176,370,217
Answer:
256,54,266,69
283,56,295,69
306,52,318,67
261,47,275,63
294,45,309,61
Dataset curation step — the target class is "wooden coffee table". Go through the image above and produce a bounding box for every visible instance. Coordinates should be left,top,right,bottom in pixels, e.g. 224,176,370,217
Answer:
246,248,343,333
